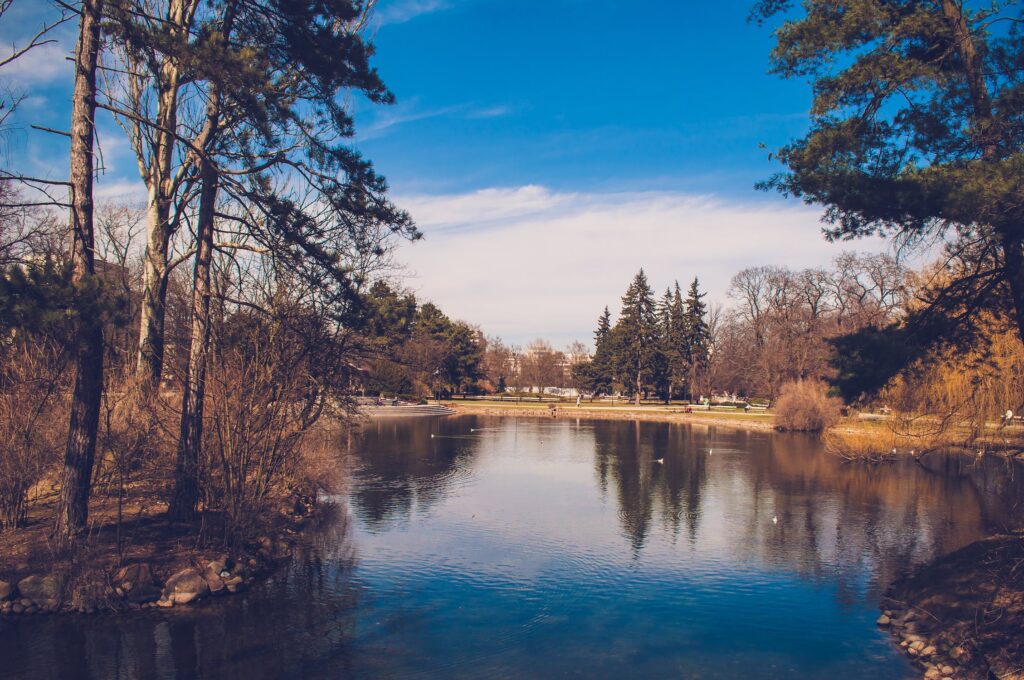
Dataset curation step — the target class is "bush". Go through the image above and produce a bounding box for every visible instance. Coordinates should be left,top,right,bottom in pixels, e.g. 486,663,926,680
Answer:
0,340,69,529
774,380,842,432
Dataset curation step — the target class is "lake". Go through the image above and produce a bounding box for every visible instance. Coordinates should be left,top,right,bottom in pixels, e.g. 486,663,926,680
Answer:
3,415,1023,679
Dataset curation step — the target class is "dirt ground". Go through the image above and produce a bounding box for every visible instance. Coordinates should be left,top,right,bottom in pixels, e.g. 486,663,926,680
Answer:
883,532,1024,679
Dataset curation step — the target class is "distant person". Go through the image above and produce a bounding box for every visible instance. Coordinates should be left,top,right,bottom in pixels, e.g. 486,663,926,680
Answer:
576,395,582,407
1005,409,1014,423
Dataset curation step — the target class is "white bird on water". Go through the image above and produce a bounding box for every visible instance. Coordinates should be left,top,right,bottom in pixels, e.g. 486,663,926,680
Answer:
708,449,713,455
653,458,664,464
772,515,778,525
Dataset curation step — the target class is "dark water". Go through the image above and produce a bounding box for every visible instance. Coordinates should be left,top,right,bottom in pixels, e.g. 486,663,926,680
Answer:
3,416,1024,679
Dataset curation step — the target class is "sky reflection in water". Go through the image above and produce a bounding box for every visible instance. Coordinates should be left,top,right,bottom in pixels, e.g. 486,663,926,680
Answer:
3,415,1023,679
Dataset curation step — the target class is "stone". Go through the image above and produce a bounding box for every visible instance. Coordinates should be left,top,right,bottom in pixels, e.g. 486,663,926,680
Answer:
125,583,161,605
115,563,154,587
24,605,38,615
203,568,225,596
924,670,941,680
19,598,32,608
17,574,66,610
921,646,937,656
163,568,209,605
940,666,954,675
876,614,891,626
11,604,23,614
156,599,173,608
0,580,13,600
910,641,926,652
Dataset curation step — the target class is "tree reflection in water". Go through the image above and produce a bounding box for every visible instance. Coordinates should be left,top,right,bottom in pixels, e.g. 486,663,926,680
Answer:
3,416,1023,680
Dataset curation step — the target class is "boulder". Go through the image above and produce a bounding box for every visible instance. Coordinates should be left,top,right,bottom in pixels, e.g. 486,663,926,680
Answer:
17,574,66,609
202,568,226,596
163,568,209,605
115,563,153,588
876,614,890,626
0,580,13,600
125,583,161,605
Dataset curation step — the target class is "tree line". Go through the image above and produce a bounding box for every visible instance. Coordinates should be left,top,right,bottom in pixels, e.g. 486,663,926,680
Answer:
573,271,711,405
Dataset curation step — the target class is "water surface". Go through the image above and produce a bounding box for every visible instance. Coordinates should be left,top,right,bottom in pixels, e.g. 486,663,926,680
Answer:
3,416,1023,679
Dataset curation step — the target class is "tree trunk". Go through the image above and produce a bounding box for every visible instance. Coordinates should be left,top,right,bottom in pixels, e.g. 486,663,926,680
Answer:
1002,234,1024,347
54,0,105,552
168,59,225,520
136,202,169,385
134,0,193,386
168,160,216,522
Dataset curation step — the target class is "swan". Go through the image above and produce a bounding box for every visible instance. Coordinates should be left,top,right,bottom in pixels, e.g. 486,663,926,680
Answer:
772,516,778,525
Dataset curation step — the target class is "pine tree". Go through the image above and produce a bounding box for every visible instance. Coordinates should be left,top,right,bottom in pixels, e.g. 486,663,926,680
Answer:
615,270,659,405
653,288,674,402
585,306,615,397
683,277,710,400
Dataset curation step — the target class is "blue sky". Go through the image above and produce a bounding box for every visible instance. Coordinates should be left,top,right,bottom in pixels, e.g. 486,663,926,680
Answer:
358,0,811,196
2,0,888,347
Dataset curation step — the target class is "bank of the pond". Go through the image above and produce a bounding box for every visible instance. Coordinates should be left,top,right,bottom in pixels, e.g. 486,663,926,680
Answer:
878,532,1024,680
440,400,778,432
0,496,321,618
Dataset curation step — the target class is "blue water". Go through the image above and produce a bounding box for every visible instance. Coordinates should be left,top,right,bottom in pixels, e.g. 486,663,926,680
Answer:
4,415,1021,678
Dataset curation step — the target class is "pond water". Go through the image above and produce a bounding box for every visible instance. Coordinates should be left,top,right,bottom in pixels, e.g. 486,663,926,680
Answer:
3,415,1024,679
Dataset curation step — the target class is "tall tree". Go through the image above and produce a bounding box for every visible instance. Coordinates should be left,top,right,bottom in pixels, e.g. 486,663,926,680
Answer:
168,0,415,520
583,306,615,397
616,269,659,405
753,0,1024,368
683,277,710,399
103,0,200,385
54,0,105,551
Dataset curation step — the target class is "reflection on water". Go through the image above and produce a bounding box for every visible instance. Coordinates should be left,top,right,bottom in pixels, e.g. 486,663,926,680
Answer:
3,416,1022,679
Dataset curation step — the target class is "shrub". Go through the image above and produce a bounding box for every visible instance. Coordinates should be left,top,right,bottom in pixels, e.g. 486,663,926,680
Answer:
774,379,842,432
0,340,69,529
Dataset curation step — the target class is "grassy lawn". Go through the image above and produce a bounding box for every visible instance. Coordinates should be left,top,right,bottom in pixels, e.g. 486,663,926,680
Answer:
438,399,774,420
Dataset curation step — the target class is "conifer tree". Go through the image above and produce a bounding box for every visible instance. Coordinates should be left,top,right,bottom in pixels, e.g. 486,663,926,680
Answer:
754,0,1024,364
615,270,659,405
683,277,710,399
583,306,615,397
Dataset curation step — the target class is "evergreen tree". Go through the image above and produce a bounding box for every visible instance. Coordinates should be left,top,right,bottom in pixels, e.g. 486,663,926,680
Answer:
754,0,1024,370
584,306,615,396
615,270,659,405
683,277,710,399
653,287,674,402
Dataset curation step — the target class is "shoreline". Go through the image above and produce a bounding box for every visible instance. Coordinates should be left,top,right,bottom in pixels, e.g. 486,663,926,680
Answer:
878,532,1024,680
0,498,320,618
439,401,778,432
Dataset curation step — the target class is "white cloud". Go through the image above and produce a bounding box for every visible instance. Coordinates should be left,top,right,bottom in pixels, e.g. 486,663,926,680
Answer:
359,101,512,140
395,186,889,348
376,0,451,25
467,105,512,119
0,41,69,87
